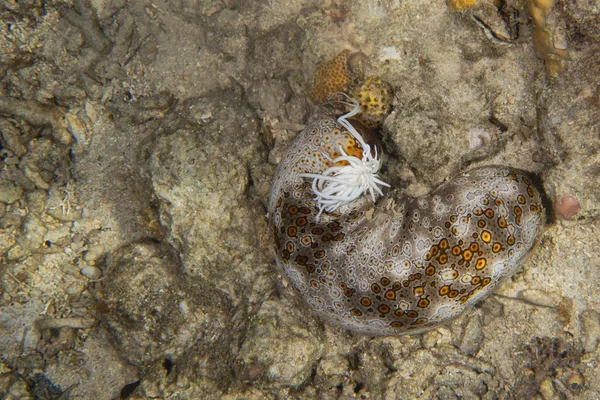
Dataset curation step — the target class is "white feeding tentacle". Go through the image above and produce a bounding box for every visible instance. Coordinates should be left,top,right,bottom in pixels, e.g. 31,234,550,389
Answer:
301,96,390,219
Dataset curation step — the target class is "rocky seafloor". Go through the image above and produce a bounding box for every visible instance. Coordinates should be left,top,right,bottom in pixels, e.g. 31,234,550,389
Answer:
0,0,599,399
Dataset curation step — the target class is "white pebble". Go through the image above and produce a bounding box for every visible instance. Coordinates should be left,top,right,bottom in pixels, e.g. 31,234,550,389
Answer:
80,266,102,279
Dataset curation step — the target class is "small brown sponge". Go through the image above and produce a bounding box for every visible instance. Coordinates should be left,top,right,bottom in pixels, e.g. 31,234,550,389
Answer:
310,50,351,103
350,76,392,128
528,0,569,78
448,0,477,10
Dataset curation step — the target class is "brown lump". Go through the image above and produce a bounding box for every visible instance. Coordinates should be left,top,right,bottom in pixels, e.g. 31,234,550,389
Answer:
448,0,477,10
350,76,393,128
309,50,351,103
528,0,569,78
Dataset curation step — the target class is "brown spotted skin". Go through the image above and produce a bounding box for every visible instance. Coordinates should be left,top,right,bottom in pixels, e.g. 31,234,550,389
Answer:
268,114,545,335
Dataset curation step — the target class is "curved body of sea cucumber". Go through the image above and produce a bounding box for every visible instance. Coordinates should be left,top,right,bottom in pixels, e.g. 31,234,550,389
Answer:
268,114,545,335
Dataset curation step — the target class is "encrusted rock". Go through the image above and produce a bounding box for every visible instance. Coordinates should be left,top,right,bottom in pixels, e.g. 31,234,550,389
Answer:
235,296,324,388
102,240,235,373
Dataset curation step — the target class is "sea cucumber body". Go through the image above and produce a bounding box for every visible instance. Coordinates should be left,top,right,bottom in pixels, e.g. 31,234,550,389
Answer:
269,114,545,335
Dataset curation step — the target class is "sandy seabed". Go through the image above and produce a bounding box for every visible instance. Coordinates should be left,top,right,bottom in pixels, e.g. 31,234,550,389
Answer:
1,1,599,399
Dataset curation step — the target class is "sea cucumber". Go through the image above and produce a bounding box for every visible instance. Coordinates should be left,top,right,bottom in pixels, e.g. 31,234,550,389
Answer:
268,113,545,335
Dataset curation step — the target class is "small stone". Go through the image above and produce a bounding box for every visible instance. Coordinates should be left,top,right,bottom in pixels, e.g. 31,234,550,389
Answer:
3,377,30,399
434,364,488,396
0,120,28,157
7,244,28,260
66,111,88,143
314,355,349,390
580,310,600,353
24,166,50,190
421,327,452,348
238,363,266,381
83,244,105,262
27,189,48,214
72,218,102,236
0,213,22,229
22,215,48,248
459,315,483,356
80,266,102,279
553,195,581,220
539,377,557,400
566,372,585,392
84,102,99,124
0,180,23,204
557,296,574,326
43,223,72,246
53,126,74,146
479,297,504,325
